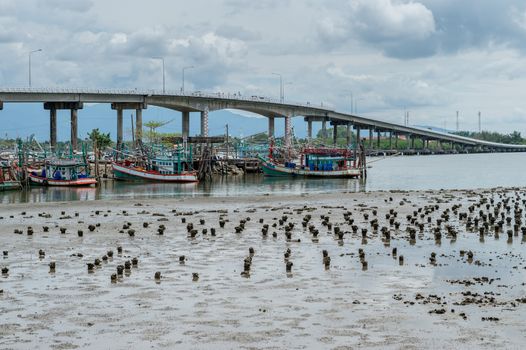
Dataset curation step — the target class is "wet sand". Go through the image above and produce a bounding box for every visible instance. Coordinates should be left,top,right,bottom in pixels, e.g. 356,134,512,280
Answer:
1,188,526,349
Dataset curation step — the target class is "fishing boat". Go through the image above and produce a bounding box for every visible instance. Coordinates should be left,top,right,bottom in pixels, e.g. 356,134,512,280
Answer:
0,160,22,191
28,158,97,186
259,145,366,178
112,143,198,183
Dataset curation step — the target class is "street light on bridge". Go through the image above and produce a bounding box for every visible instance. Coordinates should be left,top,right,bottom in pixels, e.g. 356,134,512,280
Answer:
271,72,283,103
152,57,165,93
28,49,42,87
182,66,194,94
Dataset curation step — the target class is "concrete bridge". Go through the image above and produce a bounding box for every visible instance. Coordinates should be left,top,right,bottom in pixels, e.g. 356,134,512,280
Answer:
0,87,525,152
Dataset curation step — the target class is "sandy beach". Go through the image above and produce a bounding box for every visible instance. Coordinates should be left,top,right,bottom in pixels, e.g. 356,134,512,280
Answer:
1,188,526,349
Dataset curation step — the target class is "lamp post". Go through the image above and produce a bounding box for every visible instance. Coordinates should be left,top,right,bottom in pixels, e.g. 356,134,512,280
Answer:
182,66,194,94
152,57,165,93
272,73,283,103
29,49,42,87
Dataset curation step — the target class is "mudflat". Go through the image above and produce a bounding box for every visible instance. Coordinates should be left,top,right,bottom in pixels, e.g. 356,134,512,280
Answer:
1,188,526,349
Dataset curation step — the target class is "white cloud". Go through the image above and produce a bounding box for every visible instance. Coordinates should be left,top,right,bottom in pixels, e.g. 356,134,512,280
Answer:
351,0,436,41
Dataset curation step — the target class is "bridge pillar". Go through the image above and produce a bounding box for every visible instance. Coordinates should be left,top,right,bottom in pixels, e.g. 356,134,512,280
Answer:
322,119,327,139
356,126,361,145
70,109,78,151
411,136,415,149
44,102,84,152
136,108,143,143
346,123,351,146
0,101,3,110
284,115,292,148
376,130,381,149
307,120,312,139
407,135,411,149
369,129,373,148
182,111,190,140
333,124,338,145
50,108,57,151
110,102,147,150
116,108,123,151
268,116,275,138
389,132,393,149
394,133,398,148
200,107,209,137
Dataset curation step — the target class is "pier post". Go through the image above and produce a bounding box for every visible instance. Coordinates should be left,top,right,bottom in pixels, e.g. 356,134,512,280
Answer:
307,119,312,140
50,108,57,151
70,108,78,151
333,124,338,145
284,115,292,148
200,107,209,137
268,116,275,138
116,108,123,151
136,108,143,143
182,111,190,140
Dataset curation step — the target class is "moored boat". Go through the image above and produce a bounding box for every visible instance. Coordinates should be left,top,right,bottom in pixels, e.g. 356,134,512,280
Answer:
112,143,198,183
259,146,366,178
28,159,97,186
0,160,22,191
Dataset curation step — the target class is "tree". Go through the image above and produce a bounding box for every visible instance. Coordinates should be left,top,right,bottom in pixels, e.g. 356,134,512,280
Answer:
88,129,112,177
144,120,174,144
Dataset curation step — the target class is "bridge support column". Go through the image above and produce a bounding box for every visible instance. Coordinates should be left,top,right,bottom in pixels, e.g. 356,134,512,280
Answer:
268,117,275,138
411,136,415,149
369,129,373,148
70,109,78,151
376,130,381,149
110,102,147,150
200,107,209,137
322,119,327,139
394,133,398,148
136,108,143,143
407,135,411,150
346,123,351,146
333,124,338,145
284,115,292,148
356,126,361,145
182,111,190,140
0,101,3,110
389,132,393,149
50,108,57,151
116,108,123,151
44,102,84,152
307,120,312,140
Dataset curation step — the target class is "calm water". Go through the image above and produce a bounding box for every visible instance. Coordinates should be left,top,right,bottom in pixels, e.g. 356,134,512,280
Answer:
1,152,525,204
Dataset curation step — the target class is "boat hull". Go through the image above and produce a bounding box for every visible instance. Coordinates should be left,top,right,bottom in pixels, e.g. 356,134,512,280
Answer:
260,159,361,178
28,174,97,187
112,163,198,183
0,181,22,191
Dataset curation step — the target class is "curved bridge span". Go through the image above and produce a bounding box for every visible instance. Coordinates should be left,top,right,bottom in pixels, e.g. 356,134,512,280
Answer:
0,88,525,152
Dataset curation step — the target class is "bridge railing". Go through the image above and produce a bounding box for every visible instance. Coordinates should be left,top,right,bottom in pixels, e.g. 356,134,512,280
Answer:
0,87,331,111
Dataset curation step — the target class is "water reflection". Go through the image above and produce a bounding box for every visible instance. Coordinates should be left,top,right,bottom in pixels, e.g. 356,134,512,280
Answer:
1,152,525,204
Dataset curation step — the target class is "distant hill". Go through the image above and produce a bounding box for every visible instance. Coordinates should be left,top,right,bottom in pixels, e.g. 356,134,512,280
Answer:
0,103,318,142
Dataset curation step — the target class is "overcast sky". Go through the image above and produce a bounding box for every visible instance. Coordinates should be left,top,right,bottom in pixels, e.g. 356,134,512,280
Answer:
2,0,526,134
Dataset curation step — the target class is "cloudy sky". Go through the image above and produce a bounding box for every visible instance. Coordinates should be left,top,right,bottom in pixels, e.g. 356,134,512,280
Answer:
2,0,526,135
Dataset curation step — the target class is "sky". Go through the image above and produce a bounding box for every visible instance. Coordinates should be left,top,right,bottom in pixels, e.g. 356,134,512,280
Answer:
2,0,526,136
